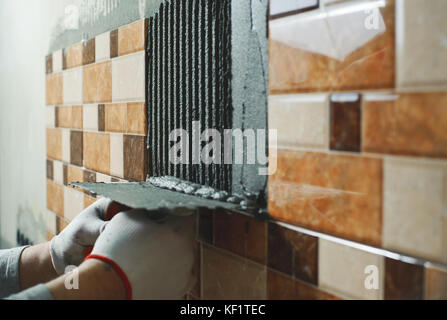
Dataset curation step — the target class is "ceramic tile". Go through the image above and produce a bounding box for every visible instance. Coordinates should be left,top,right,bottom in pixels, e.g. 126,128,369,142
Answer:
83,132,111,175
46,73,63,105
269,94,329,149
63,164,68,186
110,133,124,178
46,159,54,180
127,102,147,135
55,106,72,128
82,104,99,131
362,92,447,159
61,129,71,163
202,245,267,300
269,0,395,93
384,258,423,300
383,157,447,263
84,195,97,209
425,266,447,300
105,103,127,132
46,107,56,128
52,50,63,73
268,223,318,285
82,38,95,65
44,210,57,236
47,180,64,217
95,32,110,62
123,135,148,181
112,52,145,102
45,54,52,74
330,93,361,152
118,19,145,56
98,104,106,132
66,165,84,185
53,160,64,185
214,210,267,265
71,106,83,130
64,42,83,69
64,187,85,221
70,131,83,166
269,149,383,246
96,172,112,183
319,239,384,300
63,68,83,105
396,0,447,88
110,29,118,59
56,217,70,234
270,0,319,19
198,209,213,244
83,170,96,183
83,61,112,103
46,128,62,161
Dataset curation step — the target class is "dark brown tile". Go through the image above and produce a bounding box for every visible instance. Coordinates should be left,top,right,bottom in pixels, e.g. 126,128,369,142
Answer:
214,210,266,265
46,54,53,74
425,267,447,300
98,104,105,132
54,106,60,127
110,29,118,59
63,164,68,186
83,170,96,183
46,159,54,180
330,94,361,152
62,48,67,70
82,38,95,65
190,241,201,299
385,258,424,300
268,223,318,285
123,135,148,181
70,131,83,167
198,209,213,244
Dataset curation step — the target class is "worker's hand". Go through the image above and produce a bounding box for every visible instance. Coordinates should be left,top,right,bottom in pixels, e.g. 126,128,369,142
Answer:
49,198,126,275
86,209,196,300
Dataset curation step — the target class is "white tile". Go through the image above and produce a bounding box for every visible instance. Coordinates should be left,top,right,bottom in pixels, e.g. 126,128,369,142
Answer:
383,157,447,263
96,172,112,183
110,133,124,178
319,239,384,300
83,104,98,131
44,210,57,235
52,50,63,73
46,107,56,128
112,52,145,102
61,129,71,163
53,161,64,185
95,31,110,62
63,68,83,105
269,94,328,149
64,187,85,221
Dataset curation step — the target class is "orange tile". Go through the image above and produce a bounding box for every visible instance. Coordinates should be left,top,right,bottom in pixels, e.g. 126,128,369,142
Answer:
46,232,55,241
425,267,447,300
46,73,63,105
64,42,83,69
84,195,97,209
127,102,147,134
268,149,383,246
118,20,145,56
83,132,110,175
105,103,127,132
66,164,84,185
362,92,447,159
46,128,62,161
269,0,395,93
83,61,112,103
56,106,72,128
57,217,70,234
71,106,83,130
47,180,64,217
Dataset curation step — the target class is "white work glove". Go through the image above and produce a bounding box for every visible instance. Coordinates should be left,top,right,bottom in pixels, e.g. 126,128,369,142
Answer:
49,198,122,275
86,209,196,300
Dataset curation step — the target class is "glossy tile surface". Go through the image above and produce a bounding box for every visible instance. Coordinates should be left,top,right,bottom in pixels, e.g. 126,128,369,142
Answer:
123,135,147,181
112,52,145,102
105,103,127,132
118,19,145,56
64,43,83,69
384,258,423,300
127,102,147,135
95,32,110,62
47,180,64,217
46,128,62,161
83,132,110,175
46,73,63,105
83,61,112,103
425,267,447,300
330,93,361,152
70,131,83,166
82,38,96,65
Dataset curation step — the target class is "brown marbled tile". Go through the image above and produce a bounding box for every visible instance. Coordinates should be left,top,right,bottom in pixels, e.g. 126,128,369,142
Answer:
46,160,54,180
363,92,447,158
268,149,383,246
123,135,148,181
63,164,68,185
118,20,145,56
425,267,447,300
83,132,110,175
70,131,83,166
83,169,96,183
98,104,106,132
62,48,67,70
56,106,72,128
45,54,52,74
46,128,62,161
127,102,147,135
267,269,340,300
214,210,266,265
330,94,361,152
269,0,395,93
82,38,95,65
110,29,118,58
385,258,424,300
268,223,318,285
71,106,83,130
66,165,83,184
64,42,83,69
83,61,112,104
105,103,127,132
198,209,213,244
46,73,63,105
47,180,64,217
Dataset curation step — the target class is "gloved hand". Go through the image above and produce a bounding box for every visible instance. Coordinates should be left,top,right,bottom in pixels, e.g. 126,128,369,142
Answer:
49,198,126,275
86,209,196,300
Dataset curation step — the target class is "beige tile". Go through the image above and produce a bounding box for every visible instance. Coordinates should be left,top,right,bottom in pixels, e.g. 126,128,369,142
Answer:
53,161,64,185
110,133,124,178
383,157,447,263
64,187,85,221
46,73,63,105
118,19,145,56
202,245,267,300
96,31,110,62
71,106,83,130
63,68,83,105
67,165,84,184
83,61,112,103
47,180,64,217
46,107,55,128
46,128,62,161
61,129,71,163
319,239,384,300
83,104,99,131
52,50,63,73
127,102,146,135
112,52,145,102
105,103,127,132
44,210,57,236
83,132,110,175
269,94,329,149
96,172,112,183
396,0,447,88
65,42,83,69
